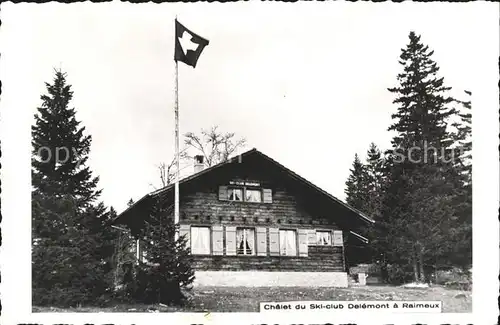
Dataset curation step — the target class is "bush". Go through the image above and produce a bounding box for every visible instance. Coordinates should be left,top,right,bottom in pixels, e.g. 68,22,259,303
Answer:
385,263,414,285
433,267,469,284
433,267,472,290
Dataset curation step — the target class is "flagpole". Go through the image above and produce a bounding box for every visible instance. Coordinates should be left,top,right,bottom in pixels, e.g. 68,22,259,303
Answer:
173,17,208,243
174,59,180,242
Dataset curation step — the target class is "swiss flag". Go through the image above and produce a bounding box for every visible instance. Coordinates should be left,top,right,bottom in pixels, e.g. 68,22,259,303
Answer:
174,19,209,68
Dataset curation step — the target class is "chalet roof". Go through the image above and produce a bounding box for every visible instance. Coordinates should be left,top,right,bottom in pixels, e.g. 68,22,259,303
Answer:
114,148,375,227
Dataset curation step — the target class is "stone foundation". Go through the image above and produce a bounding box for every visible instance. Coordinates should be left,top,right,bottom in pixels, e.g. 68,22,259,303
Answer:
193,271,349,287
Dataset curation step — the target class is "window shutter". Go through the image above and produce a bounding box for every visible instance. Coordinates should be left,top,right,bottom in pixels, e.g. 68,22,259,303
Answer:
333,230,343,246
225,226,237,256
218,186,228,201
298,229,308,256
256,227,267,256
179,224,191,250
263,189,273,203
269,228,279,256
212,225,224,255
307,229,316,246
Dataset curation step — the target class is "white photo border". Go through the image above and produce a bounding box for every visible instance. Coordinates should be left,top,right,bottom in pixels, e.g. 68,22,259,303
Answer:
0,2,498,325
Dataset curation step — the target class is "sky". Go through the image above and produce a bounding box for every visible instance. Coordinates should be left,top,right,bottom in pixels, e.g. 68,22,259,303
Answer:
1,1,497,213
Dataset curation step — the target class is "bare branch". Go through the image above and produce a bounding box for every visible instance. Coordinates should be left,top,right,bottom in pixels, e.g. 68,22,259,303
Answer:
184,125,246,167
155,148,189,188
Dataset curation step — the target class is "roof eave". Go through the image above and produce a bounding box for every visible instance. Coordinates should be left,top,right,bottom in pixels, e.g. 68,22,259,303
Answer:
112,194,152,224
252,150,376,225
113,147,376,226
349,230,369,244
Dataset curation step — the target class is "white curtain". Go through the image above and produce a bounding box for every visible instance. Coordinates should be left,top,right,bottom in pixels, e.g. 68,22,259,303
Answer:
280,230,287,255
316,231,332,245
237,228,255,255
280,230,297,256
286,231,297,256
245,189,262,202
237,229,244,254
229,188,243,201
246,229,255,254
191,227,210,254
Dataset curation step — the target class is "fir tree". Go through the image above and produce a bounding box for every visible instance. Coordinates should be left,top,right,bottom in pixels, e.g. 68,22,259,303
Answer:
344,153,372,267
364,143,386,220
381,32,466,283
344,154,370,212
345,144,388,267
134,200,194,305
32,70,116,306
452,90,472,181
446,90,472,269
109,206,136,296
360,144,388,264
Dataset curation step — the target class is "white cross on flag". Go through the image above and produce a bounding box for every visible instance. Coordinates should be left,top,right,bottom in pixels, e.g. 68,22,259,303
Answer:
174,19,209,68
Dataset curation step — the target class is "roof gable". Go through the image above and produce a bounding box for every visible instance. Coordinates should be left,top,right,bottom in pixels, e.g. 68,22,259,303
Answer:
115,148,375,228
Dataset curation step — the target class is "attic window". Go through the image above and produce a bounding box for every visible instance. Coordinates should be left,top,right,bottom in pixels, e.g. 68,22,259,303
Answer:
316,231,332,245
228,188,243,201
219,185,272,204
245,189,262,202
228,187,262,203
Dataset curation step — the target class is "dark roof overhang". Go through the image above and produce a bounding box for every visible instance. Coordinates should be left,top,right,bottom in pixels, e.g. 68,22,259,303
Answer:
113,148,375,231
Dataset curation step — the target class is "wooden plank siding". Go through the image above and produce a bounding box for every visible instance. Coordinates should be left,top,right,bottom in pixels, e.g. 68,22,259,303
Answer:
191,246,345,272
122,152,353,273
177,185,345,272
179,189,343,228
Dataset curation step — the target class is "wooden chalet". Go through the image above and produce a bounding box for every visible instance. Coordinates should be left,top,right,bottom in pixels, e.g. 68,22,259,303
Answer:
113,148,374,287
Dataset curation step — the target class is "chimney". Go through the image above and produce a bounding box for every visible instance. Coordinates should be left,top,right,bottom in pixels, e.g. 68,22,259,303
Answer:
194,155,205,174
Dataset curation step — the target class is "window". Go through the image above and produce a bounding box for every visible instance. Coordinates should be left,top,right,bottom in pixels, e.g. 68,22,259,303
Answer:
316,231,332,245
228,188,243,201
228,187,262,202
191,226,210,255
279,229,297,256
236,228,255,255
245,189,262,202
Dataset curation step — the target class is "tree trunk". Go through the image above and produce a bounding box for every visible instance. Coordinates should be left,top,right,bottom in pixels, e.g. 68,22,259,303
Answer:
433,257,439,285
413,251,419,282
419,252,426,283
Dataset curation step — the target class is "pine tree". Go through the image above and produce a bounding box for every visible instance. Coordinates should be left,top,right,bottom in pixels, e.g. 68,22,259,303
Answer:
360,144,388,264
446,90,472,269
344,154,370,212
381,32,466,283
109,206,136,296
364,143,386,220
345,144,389,267
32,70,116,306
452,90,472,181
344,153,372,267
134,200,194,305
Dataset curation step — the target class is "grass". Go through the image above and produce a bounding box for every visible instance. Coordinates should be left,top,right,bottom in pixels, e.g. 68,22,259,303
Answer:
33,284,471,313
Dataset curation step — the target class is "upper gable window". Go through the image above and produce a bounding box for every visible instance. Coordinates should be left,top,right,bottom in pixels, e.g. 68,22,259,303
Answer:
316,230,332,245
245,189,262,202
219,185,272,204
228,188,243,201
